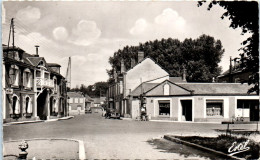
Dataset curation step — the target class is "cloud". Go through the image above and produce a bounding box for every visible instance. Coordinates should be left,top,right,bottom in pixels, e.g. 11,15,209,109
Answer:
129,8,187,40
53,27,68,41
69,20,101,46
155,8,186,29
129,18,148,35
16,6,41,24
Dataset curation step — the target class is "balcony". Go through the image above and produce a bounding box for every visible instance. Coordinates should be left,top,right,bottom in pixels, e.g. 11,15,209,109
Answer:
36,77,54,88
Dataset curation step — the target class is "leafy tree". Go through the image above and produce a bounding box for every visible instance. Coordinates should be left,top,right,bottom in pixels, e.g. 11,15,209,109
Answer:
198,1,259,93
108,34,224,82
69,82,109,98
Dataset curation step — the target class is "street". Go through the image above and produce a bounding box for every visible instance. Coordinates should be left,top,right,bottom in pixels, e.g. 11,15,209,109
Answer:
3,114,258,159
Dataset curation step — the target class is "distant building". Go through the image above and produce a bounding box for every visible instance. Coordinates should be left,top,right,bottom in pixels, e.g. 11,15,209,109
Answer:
67,92,86,115
92,97,106,107
218,58,252,83
2,44,68,122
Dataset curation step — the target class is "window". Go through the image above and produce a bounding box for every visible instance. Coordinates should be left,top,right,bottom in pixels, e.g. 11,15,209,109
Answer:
159,100,170,116
75,98,78,103
36,70,41,77
53,77,57,92
206,100,223,116
9,65,19,86
69,98,73,103
79,98,84,103
163,83,170,95
237,100,259,117
23,69,32,88
44,72,49,79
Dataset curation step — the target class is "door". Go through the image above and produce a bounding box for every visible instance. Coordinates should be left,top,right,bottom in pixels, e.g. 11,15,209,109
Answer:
181,100,192,121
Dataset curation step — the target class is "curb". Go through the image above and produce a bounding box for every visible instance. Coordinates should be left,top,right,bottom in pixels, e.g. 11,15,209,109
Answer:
4,138,86,160
3,116,74,126
150,120,222,124
164,135,243,160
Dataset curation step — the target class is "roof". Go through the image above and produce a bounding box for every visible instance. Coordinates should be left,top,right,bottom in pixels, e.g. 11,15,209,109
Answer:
169,77,186,83
27,57,45,66
85,94,94,102
48,63,61,67
67,92,84,98
177,83,253,95
126,56,169,74
131,80,255,96
92,97,106,103
130,83,160,96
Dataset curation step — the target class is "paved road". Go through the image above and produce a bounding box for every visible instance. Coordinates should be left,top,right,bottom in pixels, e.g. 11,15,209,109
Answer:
3,114,258,159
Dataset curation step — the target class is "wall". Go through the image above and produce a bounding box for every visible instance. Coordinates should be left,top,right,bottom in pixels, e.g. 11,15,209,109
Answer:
125,58,169,97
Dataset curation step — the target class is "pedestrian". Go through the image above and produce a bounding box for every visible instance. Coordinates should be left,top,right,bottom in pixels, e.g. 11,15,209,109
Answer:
141,107,146,121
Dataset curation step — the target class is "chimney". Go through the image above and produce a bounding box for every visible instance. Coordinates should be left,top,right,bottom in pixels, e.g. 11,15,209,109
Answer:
35,45,40,57
120,59,126,73
182,67,186,81
130,58,136,68
138,51,144,63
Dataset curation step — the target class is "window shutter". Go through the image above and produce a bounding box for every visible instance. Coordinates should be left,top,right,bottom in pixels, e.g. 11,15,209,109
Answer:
9,95,13,114
14,97,20,114
22,96,26,113
28,98,33,113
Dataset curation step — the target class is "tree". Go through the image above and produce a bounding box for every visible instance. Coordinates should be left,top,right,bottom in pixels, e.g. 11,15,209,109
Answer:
198,1,259,93
108,34,224,82
69,82,109,98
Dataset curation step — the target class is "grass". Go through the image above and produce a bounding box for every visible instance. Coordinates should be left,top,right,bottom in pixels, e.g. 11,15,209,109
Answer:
173,134,260,159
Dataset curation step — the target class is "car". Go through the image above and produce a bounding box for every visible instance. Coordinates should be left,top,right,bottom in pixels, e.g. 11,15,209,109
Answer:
105,108,120,119
85,109,92,114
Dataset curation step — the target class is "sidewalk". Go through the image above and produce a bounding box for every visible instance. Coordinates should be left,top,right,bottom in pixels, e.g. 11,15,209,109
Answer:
3,116,74,126
3,138,84,159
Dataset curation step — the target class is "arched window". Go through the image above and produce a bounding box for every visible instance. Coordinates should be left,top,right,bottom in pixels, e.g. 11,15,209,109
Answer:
25,97,30,113
12,95,20,114
163,83,170,95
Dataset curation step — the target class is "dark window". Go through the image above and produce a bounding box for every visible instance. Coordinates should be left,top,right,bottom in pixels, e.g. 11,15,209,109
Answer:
237,100,258,109
159,100,170,116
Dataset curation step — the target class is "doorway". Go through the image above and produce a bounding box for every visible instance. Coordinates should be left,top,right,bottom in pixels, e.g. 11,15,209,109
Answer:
37,89,48,120
181,100,192,121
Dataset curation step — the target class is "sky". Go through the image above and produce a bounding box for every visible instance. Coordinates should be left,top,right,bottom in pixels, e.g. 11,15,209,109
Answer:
2,1,250,88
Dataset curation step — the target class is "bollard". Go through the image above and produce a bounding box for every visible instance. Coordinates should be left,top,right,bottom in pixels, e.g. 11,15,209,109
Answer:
18,140,29,160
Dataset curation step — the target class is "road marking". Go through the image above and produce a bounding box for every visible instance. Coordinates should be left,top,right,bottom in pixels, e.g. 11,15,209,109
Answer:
78,140,86,160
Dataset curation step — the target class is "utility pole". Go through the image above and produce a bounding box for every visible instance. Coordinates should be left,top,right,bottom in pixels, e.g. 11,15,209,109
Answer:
229,56,233,83
7,18,15,57
66,57,71,89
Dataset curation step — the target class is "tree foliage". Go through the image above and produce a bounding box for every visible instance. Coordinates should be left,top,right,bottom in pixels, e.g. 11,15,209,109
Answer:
70,82,109,98
198,1,259,93
108,34,224,82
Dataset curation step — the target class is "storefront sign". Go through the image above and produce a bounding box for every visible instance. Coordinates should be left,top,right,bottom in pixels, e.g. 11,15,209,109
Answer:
6,88,13,94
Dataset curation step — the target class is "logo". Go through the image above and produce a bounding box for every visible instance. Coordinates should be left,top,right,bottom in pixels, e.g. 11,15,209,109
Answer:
228,140,250,156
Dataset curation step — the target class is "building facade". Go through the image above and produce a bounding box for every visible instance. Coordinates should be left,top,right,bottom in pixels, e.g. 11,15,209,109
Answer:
130,80,259,122
2,45,68,122
67,92,86,115
107,51,186,118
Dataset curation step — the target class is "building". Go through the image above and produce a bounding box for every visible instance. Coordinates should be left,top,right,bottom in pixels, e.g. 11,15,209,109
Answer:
107,51,186,118
130,79,259,122
218,57,252,83
67,92,86,115
2,45,68,122
93,97,106,107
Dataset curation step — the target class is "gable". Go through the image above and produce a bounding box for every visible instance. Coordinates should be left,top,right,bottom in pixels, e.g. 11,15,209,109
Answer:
145,80,191,96
125,58,169,94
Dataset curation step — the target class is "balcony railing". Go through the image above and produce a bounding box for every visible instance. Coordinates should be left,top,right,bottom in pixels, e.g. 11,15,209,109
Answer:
36,77,54,88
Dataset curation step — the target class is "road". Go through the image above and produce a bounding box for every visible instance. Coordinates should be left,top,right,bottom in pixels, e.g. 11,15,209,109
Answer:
3,113,258,159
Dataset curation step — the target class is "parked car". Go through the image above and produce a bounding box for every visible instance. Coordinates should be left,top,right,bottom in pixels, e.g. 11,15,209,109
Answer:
85,108,92,114
105,108,120,119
